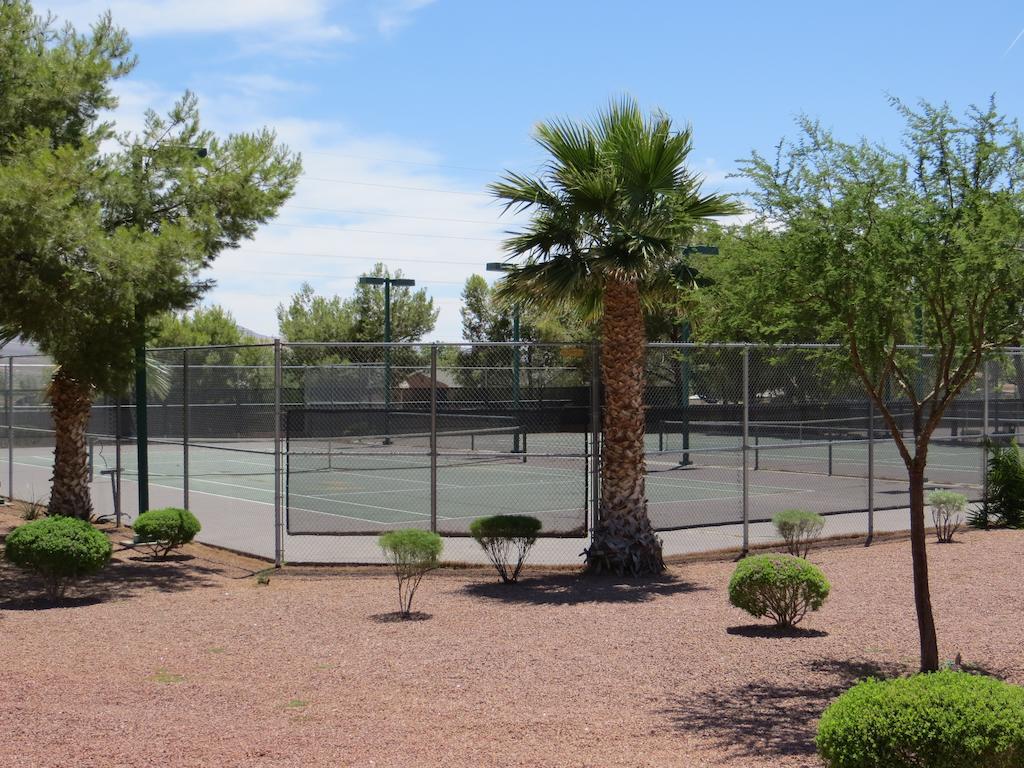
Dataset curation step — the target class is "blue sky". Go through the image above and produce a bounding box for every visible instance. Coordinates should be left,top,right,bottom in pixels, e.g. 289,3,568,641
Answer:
45,1,1024,340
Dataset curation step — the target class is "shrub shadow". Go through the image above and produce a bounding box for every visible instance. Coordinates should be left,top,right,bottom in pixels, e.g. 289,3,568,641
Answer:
726,624,829,639
463,572,706,606
368,611,432,623
0,555,228,610
661,657,904,760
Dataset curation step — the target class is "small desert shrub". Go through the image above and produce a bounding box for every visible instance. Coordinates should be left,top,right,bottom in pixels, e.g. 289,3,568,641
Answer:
816,671,1024,768
728,553,829,628
928,490,965,543
4,516,112,602
378,529,443,618
973,441,1024,529
469,515,542,583
132,508,201,558
772,509,825,557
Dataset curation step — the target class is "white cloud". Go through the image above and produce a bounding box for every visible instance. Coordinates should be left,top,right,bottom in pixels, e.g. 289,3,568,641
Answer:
45,0,345,38
376,0,437,36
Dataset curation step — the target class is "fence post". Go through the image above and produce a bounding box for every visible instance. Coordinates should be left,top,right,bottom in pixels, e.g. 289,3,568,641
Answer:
6,357,12,504
982,360,990,509
741,346,750,556
430,343,438,533
182,349,190,511
114,397,122,527
866,398,875,546
273,338,283,568
590,343,601,539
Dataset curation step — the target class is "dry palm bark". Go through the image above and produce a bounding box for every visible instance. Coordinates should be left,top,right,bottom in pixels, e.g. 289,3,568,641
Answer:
47,369,94,519
587,278,664,575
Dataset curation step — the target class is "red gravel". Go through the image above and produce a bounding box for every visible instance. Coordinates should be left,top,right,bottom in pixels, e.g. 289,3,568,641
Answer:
1,509,1021,768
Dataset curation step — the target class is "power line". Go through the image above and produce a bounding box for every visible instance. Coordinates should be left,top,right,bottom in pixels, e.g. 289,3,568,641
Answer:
283,203,517,226
267,221,503,242
212,267,468,286
300,149,499,175
236,248,498,268
301,176,493,197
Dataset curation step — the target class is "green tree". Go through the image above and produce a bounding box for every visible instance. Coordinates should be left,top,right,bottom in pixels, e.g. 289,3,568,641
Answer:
277,283,353,345
490,97,739,575
0,3,301,518
153,305,244,348
347,263,438,343
711,99,1024,671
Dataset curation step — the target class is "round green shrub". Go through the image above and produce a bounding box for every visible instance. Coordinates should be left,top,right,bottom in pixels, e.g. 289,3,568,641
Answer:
378,529,443,617
817,671,1024,768
469,515,542,584
728,553,829,627
4,516,112,602
772,509,825,557
133,508,201,558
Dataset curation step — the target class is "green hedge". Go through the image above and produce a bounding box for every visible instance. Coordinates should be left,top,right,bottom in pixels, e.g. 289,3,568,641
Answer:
4,516,112,602
469,515,542,583
728,553,829,628
133,508,201,558
817,671,1024,768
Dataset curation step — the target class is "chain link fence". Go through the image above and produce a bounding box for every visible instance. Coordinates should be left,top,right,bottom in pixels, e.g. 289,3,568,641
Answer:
1,342,1019,564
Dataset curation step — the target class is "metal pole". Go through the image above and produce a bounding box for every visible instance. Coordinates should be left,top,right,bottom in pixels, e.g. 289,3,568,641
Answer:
867,398,875,546
512,305,521,453
182,349,190,511
6,357,12,504
680,322,692,466
273,338,283,568
135,334,149,514
430,344,438,533
741,346,750,556
982,360,990,518
590,343,601,537
383,279,392,445
114,397,122,527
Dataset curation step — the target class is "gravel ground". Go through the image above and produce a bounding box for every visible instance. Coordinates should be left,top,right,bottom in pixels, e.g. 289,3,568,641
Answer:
1,508,1021,768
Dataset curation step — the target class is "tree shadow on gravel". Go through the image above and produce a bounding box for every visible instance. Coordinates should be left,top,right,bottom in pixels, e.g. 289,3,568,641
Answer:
661,657,906,760
463,572,706,606
368,611,432,623
726,624,829,639
0,556,230,610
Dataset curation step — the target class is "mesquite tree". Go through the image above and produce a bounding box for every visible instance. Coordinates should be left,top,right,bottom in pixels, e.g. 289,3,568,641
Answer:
719,99,1024,671
0,3,301,518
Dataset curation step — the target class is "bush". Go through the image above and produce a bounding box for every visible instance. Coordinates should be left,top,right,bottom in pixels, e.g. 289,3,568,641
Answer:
378,529,443,618
928,490,966,543
469,515,542,583
728,554,829,628
974,441,1024,529
132,508,201,558
816,671,1024,768
4,516,112,602
772,509,825,557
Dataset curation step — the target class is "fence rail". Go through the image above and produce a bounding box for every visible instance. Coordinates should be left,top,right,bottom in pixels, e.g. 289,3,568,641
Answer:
1,342,1020,564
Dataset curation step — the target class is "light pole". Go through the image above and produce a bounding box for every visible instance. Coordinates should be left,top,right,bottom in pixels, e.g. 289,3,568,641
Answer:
677,245,717,467
487,263,522,452
359,274,415,444
133,143,208,515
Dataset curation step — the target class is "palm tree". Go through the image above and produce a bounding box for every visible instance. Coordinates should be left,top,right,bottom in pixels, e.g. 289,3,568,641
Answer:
490,98,740,575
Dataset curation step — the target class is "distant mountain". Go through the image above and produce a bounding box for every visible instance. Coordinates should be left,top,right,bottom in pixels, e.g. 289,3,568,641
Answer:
238,325,274,342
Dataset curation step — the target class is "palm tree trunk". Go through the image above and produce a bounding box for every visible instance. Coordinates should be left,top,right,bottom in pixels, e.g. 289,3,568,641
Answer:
48,369,94,519
586,278,664,575
908,458,939,671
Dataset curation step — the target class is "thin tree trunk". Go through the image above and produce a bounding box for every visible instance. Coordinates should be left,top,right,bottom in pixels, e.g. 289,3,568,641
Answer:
908,459,940,672
48,369,94,519
586,278,664,575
